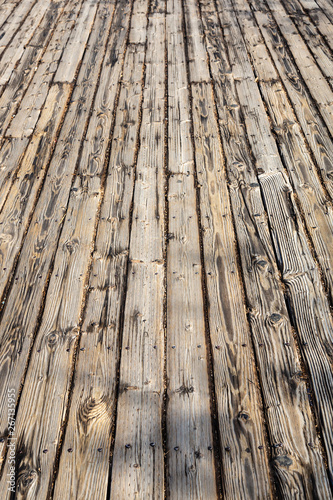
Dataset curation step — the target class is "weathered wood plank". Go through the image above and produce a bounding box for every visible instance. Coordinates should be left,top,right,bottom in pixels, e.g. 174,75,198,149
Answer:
110,13,165,499
167,172,218,500
129,0,148,44
0,0,118,476
167,0,194,175
166,2,218,497
53,45,145,500
182,0,210,82
200,3,332,497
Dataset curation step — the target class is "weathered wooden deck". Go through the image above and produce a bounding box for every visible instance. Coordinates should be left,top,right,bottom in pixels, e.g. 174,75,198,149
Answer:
0,0,333,497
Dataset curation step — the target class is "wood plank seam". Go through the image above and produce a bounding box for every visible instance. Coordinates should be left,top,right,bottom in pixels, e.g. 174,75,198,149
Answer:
162,0,169,495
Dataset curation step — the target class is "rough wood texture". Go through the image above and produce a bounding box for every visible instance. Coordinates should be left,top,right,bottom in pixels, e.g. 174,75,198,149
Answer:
199,3,331,496
54,39,145,499
1,0,333,497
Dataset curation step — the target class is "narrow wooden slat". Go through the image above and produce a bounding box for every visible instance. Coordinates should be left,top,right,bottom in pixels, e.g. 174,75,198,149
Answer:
182,0,210,82
215,0,333,486
200,3,332,497
110,12,166,499
129,0,148,44
53,42,145,500
167,173,218,500
0,0,117,474
247,0,333,200
165,1,218,497
167,0,193,176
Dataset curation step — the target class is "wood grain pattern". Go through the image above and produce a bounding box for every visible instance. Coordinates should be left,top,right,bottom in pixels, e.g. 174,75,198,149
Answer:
54,39,146,499
0,0,76,139
248,0,333,200
216,0,333,487
4,0,81,139
0,0,37,57
1,0,333,496
192,83,272,498
199,3,331,497
0,0,52,86
263,0,333,137
0,0,116,476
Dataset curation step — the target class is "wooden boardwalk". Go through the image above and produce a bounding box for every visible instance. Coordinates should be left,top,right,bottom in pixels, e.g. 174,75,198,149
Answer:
0,0,332,497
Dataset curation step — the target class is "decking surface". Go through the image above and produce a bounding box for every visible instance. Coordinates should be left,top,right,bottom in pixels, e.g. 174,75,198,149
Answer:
0,0,333,497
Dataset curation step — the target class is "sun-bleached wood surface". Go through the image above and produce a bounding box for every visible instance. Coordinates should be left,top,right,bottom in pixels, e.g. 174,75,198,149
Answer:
0,0,332,498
